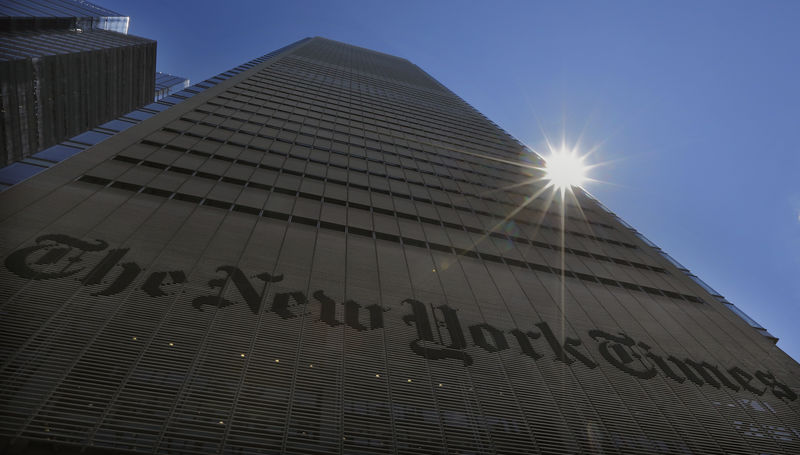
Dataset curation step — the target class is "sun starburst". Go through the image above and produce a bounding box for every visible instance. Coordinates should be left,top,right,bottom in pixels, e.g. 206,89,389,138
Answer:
544,148,588,191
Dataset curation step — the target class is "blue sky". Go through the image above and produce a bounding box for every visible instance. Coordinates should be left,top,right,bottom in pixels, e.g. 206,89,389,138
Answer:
106,0,800,361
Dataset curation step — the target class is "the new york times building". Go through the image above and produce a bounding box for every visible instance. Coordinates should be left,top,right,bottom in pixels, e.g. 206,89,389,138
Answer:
1,37,798,454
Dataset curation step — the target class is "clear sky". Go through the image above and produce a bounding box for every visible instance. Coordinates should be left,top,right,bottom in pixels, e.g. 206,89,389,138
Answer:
105,0,800,361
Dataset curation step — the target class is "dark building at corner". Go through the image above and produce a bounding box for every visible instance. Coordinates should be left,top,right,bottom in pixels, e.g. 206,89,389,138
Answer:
0,37,798,454
0,0,155,167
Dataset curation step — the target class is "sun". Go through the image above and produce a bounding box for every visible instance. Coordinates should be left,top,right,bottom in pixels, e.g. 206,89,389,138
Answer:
544,149,588,190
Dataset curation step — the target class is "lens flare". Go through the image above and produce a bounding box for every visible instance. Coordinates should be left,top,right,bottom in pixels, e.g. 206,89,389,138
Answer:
544,149,587,190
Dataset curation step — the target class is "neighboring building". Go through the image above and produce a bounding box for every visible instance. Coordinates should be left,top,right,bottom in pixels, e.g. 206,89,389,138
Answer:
0,37,798,455
0,0,155,167
0,0,129,33
154,71,190,102
0,42,280,191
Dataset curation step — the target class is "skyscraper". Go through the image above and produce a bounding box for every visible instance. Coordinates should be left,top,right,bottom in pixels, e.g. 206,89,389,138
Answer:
0,0,155,166
0,36,798,454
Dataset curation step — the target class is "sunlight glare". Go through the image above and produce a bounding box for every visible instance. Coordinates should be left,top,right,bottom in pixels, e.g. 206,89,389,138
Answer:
544,149,587,190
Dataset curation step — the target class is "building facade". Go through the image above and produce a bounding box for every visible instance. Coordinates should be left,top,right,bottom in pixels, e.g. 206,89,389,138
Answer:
0,37,798,454
0,0,155,167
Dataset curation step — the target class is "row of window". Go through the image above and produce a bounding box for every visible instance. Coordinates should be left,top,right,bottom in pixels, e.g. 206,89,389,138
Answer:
280,49,490,117
237,72,526,180
211,87,528,190
293,41,447,92
0,28,152,59
269,57,515,153
76,173,700,304
102,151,657,273
152,120,592,236
177,105,610,231
128,131,634,250
273,59,504,152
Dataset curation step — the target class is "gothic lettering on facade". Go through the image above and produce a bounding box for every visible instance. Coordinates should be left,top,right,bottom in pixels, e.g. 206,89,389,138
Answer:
508,329,543,360
402,299,473,366
4,234,797,402
753,371,797,401
727,367,767,395
5,234,108,280
536,321,598,369
193,266,283,314
313,290,385,331
141,271,187,297
589,330,657,379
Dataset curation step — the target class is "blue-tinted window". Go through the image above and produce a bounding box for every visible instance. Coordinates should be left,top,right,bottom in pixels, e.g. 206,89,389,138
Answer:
0,162,45,186
33,144,83,162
